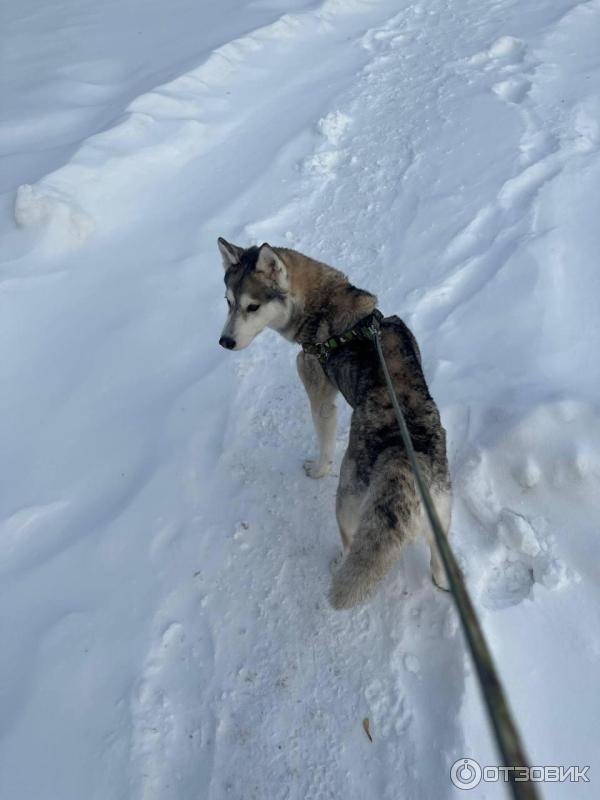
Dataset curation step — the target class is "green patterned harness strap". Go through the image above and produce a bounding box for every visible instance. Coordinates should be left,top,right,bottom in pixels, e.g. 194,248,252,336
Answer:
302,308,383,364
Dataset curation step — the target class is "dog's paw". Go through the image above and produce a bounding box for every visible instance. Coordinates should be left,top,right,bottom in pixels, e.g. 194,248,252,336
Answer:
329,550,344,574
432,570,451,592
303,459,331,479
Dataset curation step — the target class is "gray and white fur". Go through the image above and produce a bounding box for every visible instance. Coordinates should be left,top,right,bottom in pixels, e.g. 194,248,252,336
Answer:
218,238,452,608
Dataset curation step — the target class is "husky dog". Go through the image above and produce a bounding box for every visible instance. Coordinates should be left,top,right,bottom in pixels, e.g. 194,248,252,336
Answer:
218,238,451,608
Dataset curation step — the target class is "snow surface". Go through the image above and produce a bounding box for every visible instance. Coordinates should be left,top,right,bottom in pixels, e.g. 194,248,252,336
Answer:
2,0,600,798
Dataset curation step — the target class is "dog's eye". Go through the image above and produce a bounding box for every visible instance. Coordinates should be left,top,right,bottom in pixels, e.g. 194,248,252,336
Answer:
225,297,232,309
246,304,261,313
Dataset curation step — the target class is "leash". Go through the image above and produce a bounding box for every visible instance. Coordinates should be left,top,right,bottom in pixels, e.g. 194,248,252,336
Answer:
370,319,539,800
302,309,538,794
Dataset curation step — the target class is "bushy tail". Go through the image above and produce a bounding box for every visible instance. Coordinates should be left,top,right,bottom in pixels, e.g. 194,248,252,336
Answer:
329,458,419,610
329,534,400,609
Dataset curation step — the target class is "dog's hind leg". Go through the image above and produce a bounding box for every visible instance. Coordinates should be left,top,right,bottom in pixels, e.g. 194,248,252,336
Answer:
330,451,420,609
426,487,452,591
336,451,367,551
297,351,338,479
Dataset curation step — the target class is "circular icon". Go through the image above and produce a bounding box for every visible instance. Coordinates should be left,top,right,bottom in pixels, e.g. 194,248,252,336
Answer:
450,758,482,790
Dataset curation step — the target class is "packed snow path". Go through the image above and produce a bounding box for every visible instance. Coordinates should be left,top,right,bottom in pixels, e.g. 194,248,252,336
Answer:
1,0,600,798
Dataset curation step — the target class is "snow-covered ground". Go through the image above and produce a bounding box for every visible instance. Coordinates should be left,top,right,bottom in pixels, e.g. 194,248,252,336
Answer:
2,0,600,797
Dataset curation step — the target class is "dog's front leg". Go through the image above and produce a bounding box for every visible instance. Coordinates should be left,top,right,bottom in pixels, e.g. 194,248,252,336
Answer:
296,351,338,478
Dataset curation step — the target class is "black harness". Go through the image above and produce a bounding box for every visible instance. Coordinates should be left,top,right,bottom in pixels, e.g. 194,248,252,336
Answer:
301,309,383,365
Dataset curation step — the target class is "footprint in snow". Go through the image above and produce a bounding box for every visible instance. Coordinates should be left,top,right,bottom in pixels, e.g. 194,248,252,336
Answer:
303,110,352,180
481,508,572,610
492,76,532,105
469,35,526,69
468,35,534,109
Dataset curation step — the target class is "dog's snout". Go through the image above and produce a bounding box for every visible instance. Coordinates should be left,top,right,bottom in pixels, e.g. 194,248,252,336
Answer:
219,335,236,350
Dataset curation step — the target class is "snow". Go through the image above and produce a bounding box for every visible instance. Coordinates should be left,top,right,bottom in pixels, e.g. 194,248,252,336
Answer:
1,0,600,797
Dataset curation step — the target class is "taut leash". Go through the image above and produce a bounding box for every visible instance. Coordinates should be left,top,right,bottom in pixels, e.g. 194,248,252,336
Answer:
371,319,538,800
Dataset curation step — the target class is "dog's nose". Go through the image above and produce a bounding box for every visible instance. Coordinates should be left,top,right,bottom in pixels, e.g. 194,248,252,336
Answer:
219,335,236,350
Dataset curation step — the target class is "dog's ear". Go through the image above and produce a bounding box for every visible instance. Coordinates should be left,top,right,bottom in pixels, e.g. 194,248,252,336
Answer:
218,237,243,270
255,243,287,287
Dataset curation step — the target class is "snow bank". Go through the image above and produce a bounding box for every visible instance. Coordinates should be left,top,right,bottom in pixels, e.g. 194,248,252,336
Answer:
12,0,382,247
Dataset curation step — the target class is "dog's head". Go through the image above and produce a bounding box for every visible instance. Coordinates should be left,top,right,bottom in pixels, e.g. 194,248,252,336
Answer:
218,238,290,350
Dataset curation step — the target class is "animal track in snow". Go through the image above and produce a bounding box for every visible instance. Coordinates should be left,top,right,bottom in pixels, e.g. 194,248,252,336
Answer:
481,509,572,610
488,35,525,62
361,16,412,53
467,34,534,110
402,653,421,674
318,110,352,146
568,97,600,154
512,457,542,490
456,403,587,613
469,35,525,69
492,76,531,104
130,619,216,798
304,110,352,178
364,678,412,738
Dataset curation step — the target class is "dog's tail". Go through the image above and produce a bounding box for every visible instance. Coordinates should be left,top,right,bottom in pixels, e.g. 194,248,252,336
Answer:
329,455,420,610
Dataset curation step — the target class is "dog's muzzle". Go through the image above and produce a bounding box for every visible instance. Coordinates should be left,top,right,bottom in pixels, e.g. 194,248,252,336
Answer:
219,335,236,350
